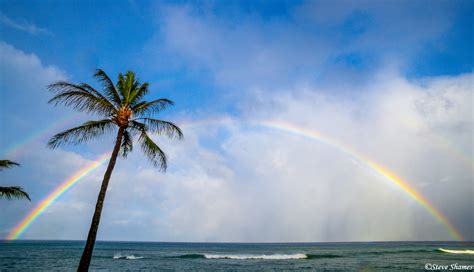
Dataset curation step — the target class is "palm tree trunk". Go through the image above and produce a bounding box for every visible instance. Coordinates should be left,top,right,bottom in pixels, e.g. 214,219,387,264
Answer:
77,127,124,271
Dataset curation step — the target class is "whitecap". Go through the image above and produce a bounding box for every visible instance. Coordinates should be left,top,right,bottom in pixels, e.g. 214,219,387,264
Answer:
439,248,474,254
113,253,144,260
204,253,308,260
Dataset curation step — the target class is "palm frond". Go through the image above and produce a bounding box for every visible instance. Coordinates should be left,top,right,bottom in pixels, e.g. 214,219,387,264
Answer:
135,118,183,139
78,82,117,108
140,132,167,170
117,73,127,104
77,82,113,103
117,71,142,105
132,98,174,117
129,120,146,133
130,121,167,170
0,160,19,170
129,82,149,107
48,82,117,116
47,69,182,173
0,186,31,201
120,130,133,157
94,69,122,107
48,119,115,148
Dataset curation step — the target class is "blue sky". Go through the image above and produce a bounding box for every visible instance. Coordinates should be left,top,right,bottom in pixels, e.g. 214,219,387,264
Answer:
0,0,473,242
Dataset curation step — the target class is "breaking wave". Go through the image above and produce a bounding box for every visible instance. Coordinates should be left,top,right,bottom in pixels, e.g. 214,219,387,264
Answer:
171,253,341,260
205,253,308,260
438,248,474,255
113,253,144,260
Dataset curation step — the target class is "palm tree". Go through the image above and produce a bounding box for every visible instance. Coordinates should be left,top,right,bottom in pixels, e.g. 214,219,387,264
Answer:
0,160,31,201
47,69,183,271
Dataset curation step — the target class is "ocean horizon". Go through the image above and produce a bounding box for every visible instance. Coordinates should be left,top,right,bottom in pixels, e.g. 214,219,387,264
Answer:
1,240,473,271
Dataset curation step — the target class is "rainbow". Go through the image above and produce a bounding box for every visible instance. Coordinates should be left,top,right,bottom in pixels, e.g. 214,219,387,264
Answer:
6,153,110,240
365,160,464,241
1,114,80,159
260,120,464,241
434,136,473,173
184,118,464,241
6,118,464,241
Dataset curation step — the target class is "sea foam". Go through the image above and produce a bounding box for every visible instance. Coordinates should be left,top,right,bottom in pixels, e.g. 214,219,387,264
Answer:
204,253,308,260
173,253,341,259
438,248,474,255
113,253,144,260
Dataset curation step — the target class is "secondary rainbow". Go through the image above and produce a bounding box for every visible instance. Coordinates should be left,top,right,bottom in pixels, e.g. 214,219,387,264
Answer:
1,114,80,159
6,153,110,240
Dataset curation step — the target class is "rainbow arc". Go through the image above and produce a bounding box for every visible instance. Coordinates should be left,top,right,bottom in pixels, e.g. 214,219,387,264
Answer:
6,153,110,240
261,120,463,240
6,119,464,241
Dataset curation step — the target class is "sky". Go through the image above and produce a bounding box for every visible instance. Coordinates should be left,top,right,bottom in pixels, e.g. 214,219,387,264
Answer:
0,0,473,242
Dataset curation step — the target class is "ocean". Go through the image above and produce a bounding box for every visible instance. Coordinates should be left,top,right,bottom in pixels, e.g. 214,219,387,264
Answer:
0,241,472,271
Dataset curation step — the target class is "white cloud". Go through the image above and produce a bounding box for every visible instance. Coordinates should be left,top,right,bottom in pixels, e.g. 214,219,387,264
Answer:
0,145,106,239
0,42,84,239
1,6,471,243
0,41,69,155
149,1,458,93
0,41,66,115
0,13,50,35
3,72,471,242
24,72,467,242
150,4,332,89
138,72,471,242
